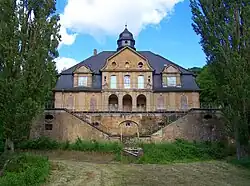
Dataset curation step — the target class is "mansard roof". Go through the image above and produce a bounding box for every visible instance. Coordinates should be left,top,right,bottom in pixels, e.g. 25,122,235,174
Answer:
55,50,200,92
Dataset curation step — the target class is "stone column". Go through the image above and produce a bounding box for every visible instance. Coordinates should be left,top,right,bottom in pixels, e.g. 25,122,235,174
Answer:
132,93,137,111
146,93,151,112
118,93,123,111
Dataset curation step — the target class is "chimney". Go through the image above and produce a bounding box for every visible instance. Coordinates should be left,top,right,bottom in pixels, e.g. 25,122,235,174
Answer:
93,49,97,56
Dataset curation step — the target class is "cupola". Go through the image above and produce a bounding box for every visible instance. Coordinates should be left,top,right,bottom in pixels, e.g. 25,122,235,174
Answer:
117,25,136,51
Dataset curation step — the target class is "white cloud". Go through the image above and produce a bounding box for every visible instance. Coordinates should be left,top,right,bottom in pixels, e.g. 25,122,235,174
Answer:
55,57,78,72
58,25,78,48
59,0,184,47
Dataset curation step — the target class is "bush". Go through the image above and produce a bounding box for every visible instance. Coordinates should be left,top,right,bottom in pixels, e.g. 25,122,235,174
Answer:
17,137,60,150
229,158,250,170
128,140,234,164
0,153,50,186
17,137,123,154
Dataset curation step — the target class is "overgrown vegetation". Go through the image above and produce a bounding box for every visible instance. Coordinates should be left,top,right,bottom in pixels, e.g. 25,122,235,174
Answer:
0,153,50,186
17,137,239,164
120,139,235,164
17,137,123,154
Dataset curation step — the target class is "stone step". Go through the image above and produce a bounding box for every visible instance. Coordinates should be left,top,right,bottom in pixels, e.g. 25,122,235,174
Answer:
122,147,144,158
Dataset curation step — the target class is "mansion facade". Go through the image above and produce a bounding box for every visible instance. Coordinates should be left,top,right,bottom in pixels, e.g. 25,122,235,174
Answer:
54,27,200,113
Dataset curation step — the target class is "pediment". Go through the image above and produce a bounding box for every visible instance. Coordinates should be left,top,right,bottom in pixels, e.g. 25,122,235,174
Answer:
101,47,153,71
162,65,180,73
74,65,92,74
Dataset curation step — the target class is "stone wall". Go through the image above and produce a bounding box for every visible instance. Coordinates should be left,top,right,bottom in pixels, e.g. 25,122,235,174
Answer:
54,91,200,112
30,109,225,143
30,110,109,142
151,109,226,142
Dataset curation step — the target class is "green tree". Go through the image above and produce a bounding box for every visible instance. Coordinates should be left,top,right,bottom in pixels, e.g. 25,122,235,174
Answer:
188,67,202,76
196,65,218,107
190,0,250,159
0,0,60,152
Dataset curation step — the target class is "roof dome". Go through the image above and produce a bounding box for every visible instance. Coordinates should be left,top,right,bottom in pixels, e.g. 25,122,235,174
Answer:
117,25,136,51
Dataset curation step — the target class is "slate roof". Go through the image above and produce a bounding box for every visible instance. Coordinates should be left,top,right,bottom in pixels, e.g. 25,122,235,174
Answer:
55,50,200,92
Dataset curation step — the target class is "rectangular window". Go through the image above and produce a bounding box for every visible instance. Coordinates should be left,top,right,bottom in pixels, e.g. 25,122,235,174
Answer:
124,75,130,89
45,123,53,130
167,77,177,86
162,76,167,87
110,75,117,89
138,75,144,89
78,76,88,86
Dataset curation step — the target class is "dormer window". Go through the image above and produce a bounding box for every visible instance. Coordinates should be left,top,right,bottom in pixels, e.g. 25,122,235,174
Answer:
167,77,177,86
162,76,177,87
78,76,88,86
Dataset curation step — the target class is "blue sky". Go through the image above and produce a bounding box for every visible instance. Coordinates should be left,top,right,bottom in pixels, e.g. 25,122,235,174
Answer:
55,0,206,72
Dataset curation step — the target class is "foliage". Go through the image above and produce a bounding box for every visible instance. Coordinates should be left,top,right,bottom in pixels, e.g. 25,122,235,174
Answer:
0,0,60,151
229,158,250,170
196,65,218,107
122,139,234,164
188,67,202,76
17,137,123,153
0,153,50,186
190,0,250,159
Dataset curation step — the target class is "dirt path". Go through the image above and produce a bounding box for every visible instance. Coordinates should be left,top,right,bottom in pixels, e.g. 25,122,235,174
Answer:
40,151,250,186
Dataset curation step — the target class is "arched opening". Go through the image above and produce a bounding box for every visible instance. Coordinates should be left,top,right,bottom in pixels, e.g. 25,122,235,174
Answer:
123,94,132,112
180,95,188,110
137,94,146,111
119,120,139,137
108,94,118,111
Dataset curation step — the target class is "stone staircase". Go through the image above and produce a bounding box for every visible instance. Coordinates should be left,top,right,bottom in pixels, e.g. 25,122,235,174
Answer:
64,109,190,139
66,110,110,135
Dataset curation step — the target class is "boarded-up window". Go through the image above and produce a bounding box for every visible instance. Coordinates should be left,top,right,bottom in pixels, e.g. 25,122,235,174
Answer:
67,96,74,109
90,97,97,111
157,95,164,109
181,95,188,110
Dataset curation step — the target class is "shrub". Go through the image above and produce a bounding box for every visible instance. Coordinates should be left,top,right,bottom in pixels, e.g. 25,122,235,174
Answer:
17,137,123,153
128,140,234,164
17,137,60,150
0,153,50,186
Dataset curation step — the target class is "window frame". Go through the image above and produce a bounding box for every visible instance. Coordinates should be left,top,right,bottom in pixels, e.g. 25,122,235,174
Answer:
78,76,88,87
124,75,131,89
167,76,177,87
110,75,117,89
138,75,144,89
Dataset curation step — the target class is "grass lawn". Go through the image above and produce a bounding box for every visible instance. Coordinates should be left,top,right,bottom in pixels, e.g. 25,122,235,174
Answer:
38,151,250,186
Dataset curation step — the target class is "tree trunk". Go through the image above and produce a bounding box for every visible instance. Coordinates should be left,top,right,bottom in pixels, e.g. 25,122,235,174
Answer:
4,138,14,153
